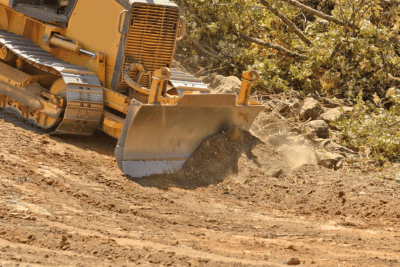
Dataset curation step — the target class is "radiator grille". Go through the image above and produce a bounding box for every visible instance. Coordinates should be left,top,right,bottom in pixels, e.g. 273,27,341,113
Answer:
117,3,180,90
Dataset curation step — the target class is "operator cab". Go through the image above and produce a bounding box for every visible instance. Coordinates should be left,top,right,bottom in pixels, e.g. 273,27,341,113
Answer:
11,0,77,26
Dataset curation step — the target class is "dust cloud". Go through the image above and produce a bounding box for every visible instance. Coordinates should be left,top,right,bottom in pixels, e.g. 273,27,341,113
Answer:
267,133,318,170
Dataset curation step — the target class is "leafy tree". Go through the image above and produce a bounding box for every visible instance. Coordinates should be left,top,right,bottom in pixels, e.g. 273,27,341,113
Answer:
174,0,400,99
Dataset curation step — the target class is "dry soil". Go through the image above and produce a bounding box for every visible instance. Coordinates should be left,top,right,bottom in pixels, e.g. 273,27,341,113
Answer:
0,109,400,267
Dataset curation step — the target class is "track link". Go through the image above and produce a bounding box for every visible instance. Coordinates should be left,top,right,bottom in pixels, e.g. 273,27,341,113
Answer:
0,30,103,135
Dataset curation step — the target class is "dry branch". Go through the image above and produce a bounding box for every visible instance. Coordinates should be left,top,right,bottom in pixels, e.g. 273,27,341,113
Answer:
241,34,307,59
260,0,313,47
278,0,358,29
184,34,220,59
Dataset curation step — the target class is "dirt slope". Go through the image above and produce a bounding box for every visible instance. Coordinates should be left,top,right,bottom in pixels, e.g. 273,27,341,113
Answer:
0,110,400,267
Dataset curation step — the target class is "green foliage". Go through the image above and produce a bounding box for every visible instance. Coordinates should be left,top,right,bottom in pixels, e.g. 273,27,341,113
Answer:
319,15,400,99
174,0,400,98
334,91,400,164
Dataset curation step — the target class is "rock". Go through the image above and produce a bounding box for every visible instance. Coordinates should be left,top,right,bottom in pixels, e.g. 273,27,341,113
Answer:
288,89,303,100
212,75,241,94
266,99,290,113
278,99,301,114
320,97,341,108
19,238,29,243
300,98,323,120
268,168,283,178
22,215,36,221
288,98,301,110
92,250,98,255
188,259,200,267
45,179,54,186
286,99,301,113
304,120,329,138
60,241,70,248
285,244,296,250
316,151,344,169
319,140,359,158
279,103,290,113
318,107,353,124
285,258,301,265
60,235,70,248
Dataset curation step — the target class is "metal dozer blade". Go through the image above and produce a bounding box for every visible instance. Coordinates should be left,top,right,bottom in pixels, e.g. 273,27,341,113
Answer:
115,65,264,178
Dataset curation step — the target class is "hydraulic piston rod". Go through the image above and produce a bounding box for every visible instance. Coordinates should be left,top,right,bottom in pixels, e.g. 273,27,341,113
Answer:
49,35,97,59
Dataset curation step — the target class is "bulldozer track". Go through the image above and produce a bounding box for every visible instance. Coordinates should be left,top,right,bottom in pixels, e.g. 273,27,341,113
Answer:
0,30,103,136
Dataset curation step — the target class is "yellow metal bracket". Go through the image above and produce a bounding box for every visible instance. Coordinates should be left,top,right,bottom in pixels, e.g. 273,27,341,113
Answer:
148,67,171,104
123,64,172,104
237,71,260,105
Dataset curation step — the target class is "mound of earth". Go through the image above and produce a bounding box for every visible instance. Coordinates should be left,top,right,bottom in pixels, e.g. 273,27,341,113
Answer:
133,127,292,189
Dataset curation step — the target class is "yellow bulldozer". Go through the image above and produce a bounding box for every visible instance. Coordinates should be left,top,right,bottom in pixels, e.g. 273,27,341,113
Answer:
0,0,263,177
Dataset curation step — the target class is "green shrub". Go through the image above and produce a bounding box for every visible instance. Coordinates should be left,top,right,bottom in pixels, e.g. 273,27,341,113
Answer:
334,91,400,164
174,0,400,98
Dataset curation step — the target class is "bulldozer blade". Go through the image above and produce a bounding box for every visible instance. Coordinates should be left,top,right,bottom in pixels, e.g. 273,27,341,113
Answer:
115,94,264,178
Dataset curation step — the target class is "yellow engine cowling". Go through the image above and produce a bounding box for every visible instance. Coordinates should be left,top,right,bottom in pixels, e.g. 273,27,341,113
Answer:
1,0,182,92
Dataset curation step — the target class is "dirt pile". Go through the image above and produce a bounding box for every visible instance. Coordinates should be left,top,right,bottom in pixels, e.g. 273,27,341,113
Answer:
135,127,289,189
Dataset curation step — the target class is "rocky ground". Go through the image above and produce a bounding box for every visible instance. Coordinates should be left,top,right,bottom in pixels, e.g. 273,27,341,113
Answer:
1,75,400,266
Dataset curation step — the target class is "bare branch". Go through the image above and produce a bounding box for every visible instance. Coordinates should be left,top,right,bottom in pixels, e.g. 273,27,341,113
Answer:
260,0,313,47
278,0,359,29
184,34,220,59
383,120,400,128
240,34,308,59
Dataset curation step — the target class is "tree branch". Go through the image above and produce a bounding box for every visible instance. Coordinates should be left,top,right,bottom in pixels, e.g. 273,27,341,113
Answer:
240,34,308,59
278,0,359,29
184,34,237,68
184,34,220,59
260,0,313,47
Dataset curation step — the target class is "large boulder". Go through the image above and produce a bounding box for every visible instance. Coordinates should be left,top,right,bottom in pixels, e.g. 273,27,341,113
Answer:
300,98,324,120
304,120,329,138
319,107,353,124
